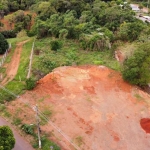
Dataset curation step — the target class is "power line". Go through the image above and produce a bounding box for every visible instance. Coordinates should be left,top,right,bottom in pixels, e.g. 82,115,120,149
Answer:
38,110,81,150
0,84,81,150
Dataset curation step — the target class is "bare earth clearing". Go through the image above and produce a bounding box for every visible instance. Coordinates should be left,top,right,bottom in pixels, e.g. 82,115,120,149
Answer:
7,65,150,150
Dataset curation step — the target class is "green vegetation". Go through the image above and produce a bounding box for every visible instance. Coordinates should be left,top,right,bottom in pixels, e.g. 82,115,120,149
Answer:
0,126,15,150
21,124,35,135
0,33,8,54
26,78,36,90
122,43,150,86
32,38,120,77
134,93,144,101
50,40,63,51
0,37,33,103
33,136,60,150
12,117,22,126
75,136,83,147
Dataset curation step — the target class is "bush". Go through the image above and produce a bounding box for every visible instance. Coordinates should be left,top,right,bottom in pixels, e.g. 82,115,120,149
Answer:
50,40,63,51
21,124,35,135
0,33,9,54
26,78,36,90
0,30,16,38
122,43,150,86
0,126,15,150
17,30,27,38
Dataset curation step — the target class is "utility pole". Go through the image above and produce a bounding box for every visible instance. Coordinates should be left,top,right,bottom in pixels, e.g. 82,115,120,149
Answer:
35,105,41,149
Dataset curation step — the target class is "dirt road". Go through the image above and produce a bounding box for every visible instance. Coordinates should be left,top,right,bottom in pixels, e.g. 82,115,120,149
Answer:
0,116,33,150
1,40,29,85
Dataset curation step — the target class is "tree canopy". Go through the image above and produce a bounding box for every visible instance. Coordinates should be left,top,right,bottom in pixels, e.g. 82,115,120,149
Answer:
0,126,15,150
0,33,9,54
122,43,150,86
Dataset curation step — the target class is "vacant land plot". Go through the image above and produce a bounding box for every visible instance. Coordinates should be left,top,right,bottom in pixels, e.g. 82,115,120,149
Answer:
6,65,150,150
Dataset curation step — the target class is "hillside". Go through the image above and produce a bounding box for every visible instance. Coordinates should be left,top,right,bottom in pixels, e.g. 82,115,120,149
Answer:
1,0,150,149
7,65,150,150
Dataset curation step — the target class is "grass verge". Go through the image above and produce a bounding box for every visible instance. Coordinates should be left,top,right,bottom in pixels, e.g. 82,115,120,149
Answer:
0,37,34,103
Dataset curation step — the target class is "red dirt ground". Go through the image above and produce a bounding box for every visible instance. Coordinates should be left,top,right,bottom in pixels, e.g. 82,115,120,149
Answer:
7,65,150,150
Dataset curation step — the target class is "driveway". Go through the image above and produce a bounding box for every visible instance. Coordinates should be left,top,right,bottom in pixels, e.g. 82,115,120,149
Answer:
0,116,34,150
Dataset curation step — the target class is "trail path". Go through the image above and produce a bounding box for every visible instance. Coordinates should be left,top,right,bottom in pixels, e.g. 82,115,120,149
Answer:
1,40,29,85
0,116,34,150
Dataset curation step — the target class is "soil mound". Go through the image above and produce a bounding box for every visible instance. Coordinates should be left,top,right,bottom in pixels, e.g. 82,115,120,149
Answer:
8,65,150,150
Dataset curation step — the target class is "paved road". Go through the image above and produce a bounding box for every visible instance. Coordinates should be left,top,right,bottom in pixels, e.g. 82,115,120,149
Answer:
0,116,34,150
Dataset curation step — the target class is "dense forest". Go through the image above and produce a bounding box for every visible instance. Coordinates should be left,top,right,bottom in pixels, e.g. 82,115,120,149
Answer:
0,0,150,87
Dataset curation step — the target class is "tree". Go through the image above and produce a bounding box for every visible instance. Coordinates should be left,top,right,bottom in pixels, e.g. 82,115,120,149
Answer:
0,126,15,150
0,33,9,54
122,43,150,86
119,21,145,41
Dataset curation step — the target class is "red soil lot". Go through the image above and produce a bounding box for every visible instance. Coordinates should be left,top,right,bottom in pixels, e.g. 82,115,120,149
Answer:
8,65,150,150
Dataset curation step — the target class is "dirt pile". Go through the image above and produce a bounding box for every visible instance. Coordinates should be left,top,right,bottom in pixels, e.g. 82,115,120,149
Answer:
8,65,150,150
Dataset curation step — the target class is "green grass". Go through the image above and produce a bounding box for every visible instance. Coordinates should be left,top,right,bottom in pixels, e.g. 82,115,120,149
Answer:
0,37,34,103
74,136,83,147
116,42,137,58
134,93,144,101
12,117,22,126
32,38,121,77
14,40,34,81
33,136,61,150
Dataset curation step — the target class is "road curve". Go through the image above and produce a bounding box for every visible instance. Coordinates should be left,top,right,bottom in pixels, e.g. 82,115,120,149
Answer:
0,116,34,150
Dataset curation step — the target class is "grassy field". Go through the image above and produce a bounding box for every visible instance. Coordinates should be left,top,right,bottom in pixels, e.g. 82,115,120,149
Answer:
32,38,120,78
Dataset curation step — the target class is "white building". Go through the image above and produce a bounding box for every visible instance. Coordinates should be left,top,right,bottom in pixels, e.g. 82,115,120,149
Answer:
130,4,140,12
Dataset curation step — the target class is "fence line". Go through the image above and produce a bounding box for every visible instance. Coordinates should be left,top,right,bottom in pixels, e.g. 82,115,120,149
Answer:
27,39,35,79
0,43,11,68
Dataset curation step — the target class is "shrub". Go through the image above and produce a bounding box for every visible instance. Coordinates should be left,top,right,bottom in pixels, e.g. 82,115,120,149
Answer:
0,30,16,38
21,124,35,135
0,33,9,54
17,30,27,38
50,40,63,51
122,43,150,86
0,126,15,150
12,118,22,126
26,78,36,90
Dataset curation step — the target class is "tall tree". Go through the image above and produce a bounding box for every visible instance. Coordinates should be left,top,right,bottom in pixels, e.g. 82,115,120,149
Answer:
0,126,15,150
